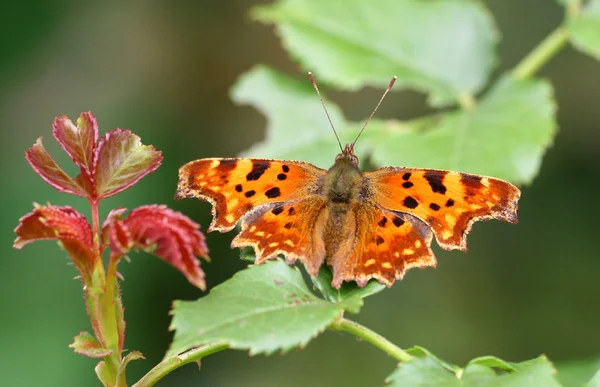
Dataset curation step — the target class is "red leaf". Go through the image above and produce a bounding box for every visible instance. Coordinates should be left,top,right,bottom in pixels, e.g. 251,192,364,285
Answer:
25,138,88,197
94,129,163,199
101,208,127,254
107,205,209,290
14,205,95,277
69,331,112,358
52,112,98,176
102,208,127,230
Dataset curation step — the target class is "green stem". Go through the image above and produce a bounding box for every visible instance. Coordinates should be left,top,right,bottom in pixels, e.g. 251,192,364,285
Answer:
330,318,413,363
512,26,570,80
457,92,477,110
87,198,125,386
104,254,126,386
567,0,581,18
132,342,230,387
90,198,101,253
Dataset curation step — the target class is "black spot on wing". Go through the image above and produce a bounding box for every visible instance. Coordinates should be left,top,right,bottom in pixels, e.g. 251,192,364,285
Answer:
402,182,414,188
424,172,447,195
446,199,455,207
376,236,385,245
429,203,441,211
378,217,388,227
265,187,281,198
393,216,405,227
288,207,295,215
282,165,290,173
235,184,243,192
284,222,293,229
272,206,284,215
244,190,256,198
277,173,287,180
246,162,269,181
402,172,411,181
403,196,419,209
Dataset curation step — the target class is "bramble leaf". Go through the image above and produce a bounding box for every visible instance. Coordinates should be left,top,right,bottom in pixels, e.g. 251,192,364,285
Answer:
567,0,600,60
168,260,362,357
385,356,460,387
231,65,346,165
385,354,560,387
467,356,516,372
311,265,385,302
25,138,89,196
369,76,556,184
52,112,98,177
14,204,94,278
107,205,209,290
94,128,163,199
588,368,600,387
406,346,460,373
69,331,112,358
232,68,556,184
253,0,497,106
95,361,112,387
555,358,600,387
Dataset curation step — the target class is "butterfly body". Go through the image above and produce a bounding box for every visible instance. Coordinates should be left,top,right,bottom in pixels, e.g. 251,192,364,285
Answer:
176,143,520,288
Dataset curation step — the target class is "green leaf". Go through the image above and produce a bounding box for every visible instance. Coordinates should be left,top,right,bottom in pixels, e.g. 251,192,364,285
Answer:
369,76,556,184
231,66,424,169
94,361,112,387
233,68,555,185
386,356,460,387
116,351,145,383
168,260,362,357
231,65,346,168
311,265,386,302
567,0,600,60
587,368,600,387
253,0,498,106
407,346,460,373
385,354,561,387
555,358,600,387
239,246,257,263
69,331,112,358
468,355,516,372
495,356,561,387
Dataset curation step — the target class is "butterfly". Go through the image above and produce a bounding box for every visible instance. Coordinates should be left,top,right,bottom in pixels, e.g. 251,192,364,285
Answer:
175,73,521,288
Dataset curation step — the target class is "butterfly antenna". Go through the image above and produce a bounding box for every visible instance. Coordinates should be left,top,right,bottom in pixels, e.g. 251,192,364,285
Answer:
352,76,397,148
309,72,343,153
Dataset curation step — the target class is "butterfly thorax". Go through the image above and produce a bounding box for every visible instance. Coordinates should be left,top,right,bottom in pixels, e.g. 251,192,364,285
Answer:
322,153,362,209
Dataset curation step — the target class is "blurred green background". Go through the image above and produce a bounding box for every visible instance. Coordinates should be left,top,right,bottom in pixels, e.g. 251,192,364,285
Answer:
2,1,599,386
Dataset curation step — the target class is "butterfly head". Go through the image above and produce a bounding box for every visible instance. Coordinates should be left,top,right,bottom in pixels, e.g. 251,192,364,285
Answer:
335,143,359,166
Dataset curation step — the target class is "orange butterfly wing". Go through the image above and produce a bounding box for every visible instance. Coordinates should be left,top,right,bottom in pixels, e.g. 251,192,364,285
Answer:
175,158,325,232
364,168,521,251
232,199,328,275
329,204,436,288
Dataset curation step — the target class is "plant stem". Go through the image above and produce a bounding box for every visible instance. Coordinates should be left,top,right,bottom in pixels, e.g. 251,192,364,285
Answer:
330,318,413,363
457,92,477,110
512,26,570,80
133,342,230,387
90,198,101,253
104,254,126,386
567,0,581,18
